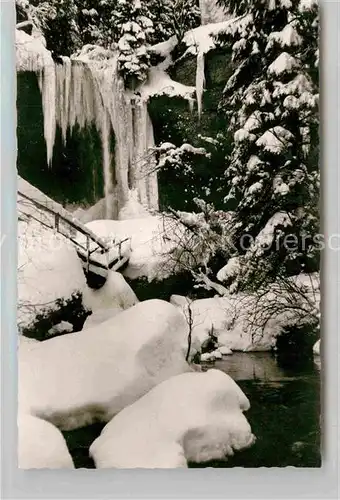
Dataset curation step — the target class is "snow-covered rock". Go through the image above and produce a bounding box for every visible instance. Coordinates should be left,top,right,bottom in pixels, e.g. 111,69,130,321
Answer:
82,270,139,313
217,257,241,283
82,307,123,330
19,300,191,431
90,369,255,468
201,352,215,362
48,321,73,336
18,414,74,469
170,295,193,309
219,346,233,355
211,349,223,360
201,349,223,362
313,339,320,356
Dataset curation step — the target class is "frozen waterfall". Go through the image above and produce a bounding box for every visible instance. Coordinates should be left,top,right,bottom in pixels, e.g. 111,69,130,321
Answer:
16,32,158,218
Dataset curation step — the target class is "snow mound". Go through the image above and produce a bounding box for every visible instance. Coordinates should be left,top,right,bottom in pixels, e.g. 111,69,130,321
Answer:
171,295,281,353
18,217,86,331
171,274,320,354
82,270,139,313
118,189,150,220
18,414,74,469
170,295,193,309
140,66,196,103
73,194,119,224
82,307,123,329
90,369,255,468
201,350,223,362
19,300,191,431
217,257,241,282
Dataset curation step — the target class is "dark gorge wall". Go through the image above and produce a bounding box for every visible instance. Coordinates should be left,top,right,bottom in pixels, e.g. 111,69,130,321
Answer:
149,48,234,212
17,72,107,207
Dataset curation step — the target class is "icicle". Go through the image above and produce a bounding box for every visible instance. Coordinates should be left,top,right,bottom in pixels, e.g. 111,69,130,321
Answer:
55,57,71,145
101,109,112,219
196,52,205,118
188,97,195,114
38,63,56,166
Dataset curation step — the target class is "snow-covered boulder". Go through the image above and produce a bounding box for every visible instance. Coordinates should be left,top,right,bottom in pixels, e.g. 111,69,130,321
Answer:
170,295,193,309
82,307,123,330
219,346,233,355
19,300,191,431
200,350,223,362
18,414,74,469
48,321,73,336
82,270,139,313
90,369,255,468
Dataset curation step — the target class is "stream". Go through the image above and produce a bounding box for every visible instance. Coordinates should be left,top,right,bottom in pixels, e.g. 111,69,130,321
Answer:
63,352,321,468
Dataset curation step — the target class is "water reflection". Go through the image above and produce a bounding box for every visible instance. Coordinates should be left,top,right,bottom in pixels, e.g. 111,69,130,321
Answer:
205,352,287,381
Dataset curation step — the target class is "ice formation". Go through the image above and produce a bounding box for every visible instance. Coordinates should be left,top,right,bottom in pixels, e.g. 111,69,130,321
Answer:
16,33,158,217
90,369,255,468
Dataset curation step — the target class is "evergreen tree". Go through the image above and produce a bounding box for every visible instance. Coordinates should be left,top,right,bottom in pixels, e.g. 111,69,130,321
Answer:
215,0,319,290
110,0,154,85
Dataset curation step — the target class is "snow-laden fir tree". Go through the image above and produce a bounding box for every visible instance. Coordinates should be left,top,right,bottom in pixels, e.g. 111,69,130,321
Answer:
215,0,319,291
107,0,154,85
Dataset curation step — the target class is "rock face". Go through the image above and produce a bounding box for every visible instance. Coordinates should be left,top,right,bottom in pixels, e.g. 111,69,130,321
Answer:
90,369,255,468
19,300,192,431
150,48,233,212
18,414,74,469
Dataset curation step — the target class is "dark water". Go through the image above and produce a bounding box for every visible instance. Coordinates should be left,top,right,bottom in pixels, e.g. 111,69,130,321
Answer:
190,352,321,468
63,352,321,468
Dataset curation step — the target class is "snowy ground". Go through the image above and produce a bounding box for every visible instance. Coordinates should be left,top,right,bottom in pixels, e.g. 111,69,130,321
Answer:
171,272,320,355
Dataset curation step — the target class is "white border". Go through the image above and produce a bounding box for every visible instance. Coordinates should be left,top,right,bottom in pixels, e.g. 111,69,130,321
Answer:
1,0,339,498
